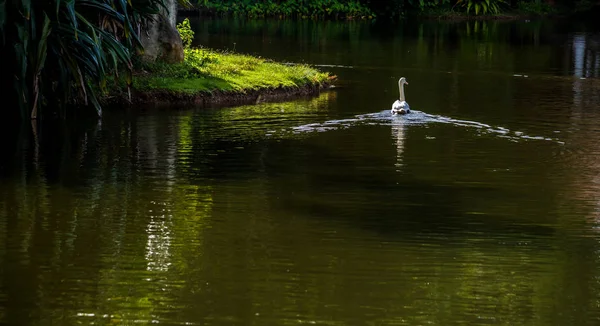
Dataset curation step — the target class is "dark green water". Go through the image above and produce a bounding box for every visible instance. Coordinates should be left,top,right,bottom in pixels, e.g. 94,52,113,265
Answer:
2,17,600,325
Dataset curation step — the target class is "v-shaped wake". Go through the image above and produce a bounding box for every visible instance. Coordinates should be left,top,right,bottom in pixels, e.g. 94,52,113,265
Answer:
282,110,564,144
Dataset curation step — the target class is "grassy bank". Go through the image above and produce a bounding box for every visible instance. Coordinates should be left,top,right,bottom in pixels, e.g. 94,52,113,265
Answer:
107,47,335,106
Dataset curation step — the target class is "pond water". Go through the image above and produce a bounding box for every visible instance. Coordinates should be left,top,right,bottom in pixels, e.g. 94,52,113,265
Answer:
2,17,600,325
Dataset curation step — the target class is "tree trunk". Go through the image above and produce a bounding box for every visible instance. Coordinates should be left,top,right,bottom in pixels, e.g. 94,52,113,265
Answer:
139,0,184,64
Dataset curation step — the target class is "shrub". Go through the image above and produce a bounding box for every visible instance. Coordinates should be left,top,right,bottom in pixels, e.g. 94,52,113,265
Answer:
517,1,557,15
456,0,507,15
177,18,195,49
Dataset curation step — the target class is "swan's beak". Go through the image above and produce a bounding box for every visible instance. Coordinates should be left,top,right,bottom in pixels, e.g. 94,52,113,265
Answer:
405,82,409,85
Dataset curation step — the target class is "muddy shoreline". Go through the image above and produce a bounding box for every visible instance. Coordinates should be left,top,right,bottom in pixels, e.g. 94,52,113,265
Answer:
103,82,333,109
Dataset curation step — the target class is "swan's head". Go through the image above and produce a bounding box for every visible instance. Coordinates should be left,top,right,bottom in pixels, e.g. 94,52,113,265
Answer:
399,77,408,85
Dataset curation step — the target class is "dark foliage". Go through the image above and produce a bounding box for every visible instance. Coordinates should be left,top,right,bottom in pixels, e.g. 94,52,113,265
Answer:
0,0,184,120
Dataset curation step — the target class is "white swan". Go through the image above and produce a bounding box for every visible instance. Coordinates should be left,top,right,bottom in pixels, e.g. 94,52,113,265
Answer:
391,77,410,115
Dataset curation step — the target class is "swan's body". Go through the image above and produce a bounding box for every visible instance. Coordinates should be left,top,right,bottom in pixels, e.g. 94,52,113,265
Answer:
391,100,410,114
391,77,410,115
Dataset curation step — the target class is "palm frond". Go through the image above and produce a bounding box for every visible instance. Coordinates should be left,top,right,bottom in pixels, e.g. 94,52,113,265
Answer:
1,0,173,120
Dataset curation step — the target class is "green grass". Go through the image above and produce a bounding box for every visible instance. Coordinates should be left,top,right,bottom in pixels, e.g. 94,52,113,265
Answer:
133,48,333,95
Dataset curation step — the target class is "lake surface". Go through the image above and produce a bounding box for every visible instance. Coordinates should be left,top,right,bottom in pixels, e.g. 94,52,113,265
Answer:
2,17,600,325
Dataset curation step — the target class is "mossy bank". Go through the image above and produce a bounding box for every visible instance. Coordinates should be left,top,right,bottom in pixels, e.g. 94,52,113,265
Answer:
106,47,335,108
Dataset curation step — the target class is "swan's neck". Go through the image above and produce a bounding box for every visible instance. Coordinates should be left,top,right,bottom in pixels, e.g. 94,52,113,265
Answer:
398,82,406,102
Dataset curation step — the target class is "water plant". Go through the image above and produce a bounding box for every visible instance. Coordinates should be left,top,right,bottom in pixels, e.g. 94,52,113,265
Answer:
455,0,507,15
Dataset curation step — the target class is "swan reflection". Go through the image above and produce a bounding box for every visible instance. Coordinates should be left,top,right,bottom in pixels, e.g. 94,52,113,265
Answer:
391,116,406,172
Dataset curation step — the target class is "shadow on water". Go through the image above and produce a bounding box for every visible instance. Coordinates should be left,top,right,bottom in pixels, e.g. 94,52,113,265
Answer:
264,132,559,245
232,100,567,244
0,118,99,184
0,98,563,245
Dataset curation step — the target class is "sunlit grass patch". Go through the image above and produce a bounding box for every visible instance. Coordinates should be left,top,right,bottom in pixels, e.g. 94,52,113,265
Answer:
135,48,332,94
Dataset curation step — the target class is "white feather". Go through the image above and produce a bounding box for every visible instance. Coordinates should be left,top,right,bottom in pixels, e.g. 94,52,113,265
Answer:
391,77,410,115
391,100,410,114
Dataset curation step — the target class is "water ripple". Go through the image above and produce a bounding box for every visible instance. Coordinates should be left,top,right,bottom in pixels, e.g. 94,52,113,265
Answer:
279,110,564,144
